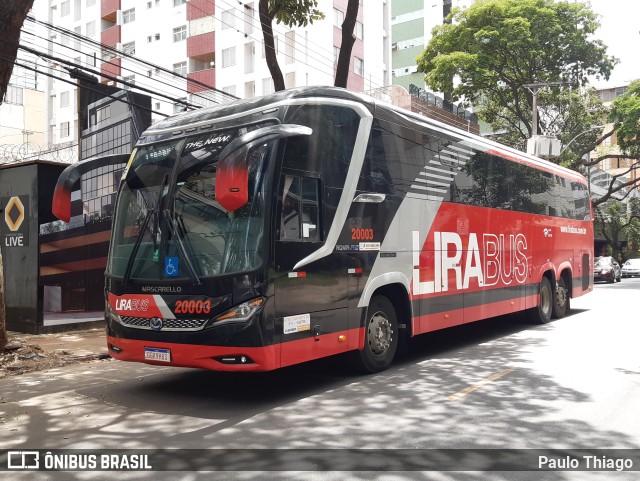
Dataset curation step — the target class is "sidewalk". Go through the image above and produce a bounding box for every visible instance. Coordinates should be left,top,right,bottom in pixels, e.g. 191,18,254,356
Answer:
11,328,109,358
1,328,110,378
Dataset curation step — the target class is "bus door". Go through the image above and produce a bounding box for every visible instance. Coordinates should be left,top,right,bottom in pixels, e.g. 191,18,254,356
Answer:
273,174,349,367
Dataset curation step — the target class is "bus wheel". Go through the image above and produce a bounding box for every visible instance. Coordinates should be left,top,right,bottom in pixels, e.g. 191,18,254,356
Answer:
527,276,553,324
351,296,398,373
552,276,569,319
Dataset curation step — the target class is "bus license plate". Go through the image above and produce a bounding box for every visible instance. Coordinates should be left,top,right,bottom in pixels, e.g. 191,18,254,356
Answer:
144,347,171,362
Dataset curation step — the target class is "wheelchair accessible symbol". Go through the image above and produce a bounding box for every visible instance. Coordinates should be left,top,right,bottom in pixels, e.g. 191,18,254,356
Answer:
164,256,179,277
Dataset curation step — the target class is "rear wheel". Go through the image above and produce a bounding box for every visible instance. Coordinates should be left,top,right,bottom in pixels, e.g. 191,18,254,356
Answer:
351,296,398,373
527,276,553,324
552,276,569,319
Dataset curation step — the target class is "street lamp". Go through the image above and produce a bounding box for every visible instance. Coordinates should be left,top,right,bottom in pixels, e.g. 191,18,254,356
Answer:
559,125,605,156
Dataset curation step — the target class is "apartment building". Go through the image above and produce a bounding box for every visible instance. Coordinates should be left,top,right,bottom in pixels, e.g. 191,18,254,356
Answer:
43,0,391,151
391,0,472,92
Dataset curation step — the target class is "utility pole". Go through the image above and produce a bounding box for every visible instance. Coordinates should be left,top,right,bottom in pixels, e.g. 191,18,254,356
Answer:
523,81,572,136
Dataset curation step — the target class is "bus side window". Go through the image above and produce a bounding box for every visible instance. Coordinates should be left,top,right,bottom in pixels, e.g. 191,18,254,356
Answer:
279,175,321,242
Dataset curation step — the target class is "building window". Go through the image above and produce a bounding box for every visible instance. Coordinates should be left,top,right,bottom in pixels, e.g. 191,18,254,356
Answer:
333,8,344,27
333,46,340,67
86,21,96,37
355,21,364,40
222,85,236,96
3,85,23,105
173,0,186,6
60,91,70,108
354,57,363,76
173,100,187,114
173,25,187,42
222,47,236,68
122,41,135,55
221,9,235,29
262,78,274,95
122,8,135,24
147,34,160,43
122,75,135,90
81,164,124,219
173,61,187,75
61,1,70,16
86,0,96,6
61,122,70,138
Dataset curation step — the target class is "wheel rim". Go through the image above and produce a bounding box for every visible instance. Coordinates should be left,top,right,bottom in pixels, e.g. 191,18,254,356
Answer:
541,282,552,315
556,284,566,310
367,311,393,357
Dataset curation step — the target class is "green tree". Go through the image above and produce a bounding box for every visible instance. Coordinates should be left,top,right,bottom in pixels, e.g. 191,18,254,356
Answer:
563,81,640,206
0,0,36,350
258,0,359,91
417,0,616,139
416,0,640,207
594,201,640,261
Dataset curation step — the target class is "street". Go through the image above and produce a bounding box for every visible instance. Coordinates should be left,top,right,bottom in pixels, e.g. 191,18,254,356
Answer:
1,278,640,481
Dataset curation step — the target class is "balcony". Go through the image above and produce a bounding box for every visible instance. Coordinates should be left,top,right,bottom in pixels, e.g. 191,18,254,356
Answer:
187,0,214,21
101,0,120,22
187,69,215,94
101,24,121,47
101,57,121,82
187,32,215,62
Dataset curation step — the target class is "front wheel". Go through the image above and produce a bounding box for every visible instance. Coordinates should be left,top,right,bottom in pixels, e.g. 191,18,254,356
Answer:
351,296,399,373
527,276,553,324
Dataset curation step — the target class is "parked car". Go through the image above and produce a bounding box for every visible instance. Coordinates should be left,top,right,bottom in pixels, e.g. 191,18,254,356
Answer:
622,258,640,278
594,256,622,283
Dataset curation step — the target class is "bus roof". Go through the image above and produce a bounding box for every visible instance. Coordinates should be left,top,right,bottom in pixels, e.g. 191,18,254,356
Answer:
142,86,586,186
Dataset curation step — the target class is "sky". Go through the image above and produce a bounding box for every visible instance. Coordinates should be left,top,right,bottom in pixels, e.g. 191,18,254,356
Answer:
586,0,639,87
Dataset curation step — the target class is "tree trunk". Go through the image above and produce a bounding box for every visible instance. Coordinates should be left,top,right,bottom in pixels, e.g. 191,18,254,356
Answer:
334,0,359,88
0,0,36,100
259,0,285,92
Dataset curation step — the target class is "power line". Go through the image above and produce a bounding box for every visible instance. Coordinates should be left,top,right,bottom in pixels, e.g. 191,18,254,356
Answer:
23,15,237,104
0,54,168,118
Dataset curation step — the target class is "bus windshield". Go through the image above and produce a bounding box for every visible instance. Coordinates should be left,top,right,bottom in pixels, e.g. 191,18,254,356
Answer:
107,126,271,282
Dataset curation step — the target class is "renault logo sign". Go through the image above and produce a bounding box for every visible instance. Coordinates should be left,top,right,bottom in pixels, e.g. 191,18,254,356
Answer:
2,195,30,247
5,196,25,231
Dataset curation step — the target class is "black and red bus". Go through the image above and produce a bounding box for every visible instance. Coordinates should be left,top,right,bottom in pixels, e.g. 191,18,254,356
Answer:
53,87,593,373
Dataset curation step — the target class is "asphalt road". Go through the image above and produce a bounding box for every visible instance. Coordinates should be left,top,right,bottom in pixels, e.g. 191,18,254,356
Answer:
1,278,640,481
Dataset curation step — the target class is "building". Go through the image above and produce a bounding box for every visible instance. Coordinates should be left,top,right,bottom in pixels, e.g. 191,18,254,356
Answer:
593,84,638,187
0,18,48,164
390,0,472,92
42,0,392,152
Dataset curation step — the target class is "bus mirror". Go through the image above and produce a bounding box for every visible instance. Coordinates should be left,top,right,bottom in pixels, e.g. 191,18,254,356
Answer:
52,153,130,222
217,124,312,211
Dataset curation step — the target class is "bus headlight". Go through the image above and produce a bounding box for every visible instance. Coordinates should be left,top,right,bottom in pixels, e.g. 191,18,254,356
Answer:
105,302,122,324
210,297,266,326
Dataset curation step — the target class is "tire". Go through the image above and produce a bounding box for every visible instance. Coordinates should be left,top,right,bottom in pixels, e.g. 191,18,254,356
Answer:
616,273,622,283
351,296,399,373
527,276,553,324
552,276,569,319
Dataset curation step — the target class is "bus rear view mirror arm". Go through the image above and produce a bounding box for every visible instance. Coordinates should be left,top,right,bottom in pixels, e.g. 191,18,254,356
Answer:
52,153,131,222
217,124,312,211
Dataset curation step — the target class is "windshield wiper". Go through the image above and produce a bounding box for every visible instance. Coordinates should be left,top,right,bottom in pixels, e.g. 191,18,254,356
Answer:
122,209,155,287
162,209,202,286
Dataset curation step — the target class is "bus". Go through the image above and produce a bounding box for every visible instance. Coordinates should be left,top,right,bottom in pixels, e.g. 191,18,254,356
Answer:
52,86,593,373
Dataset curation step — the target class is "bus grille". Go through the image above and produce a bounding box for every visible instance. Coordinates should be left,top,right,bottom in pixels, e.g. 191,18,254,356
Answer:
119,316,209,331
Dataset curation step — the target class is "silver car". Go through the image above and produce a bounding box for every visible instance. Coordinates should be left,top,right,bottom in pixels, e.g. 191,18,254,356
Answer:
622,258,640,278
